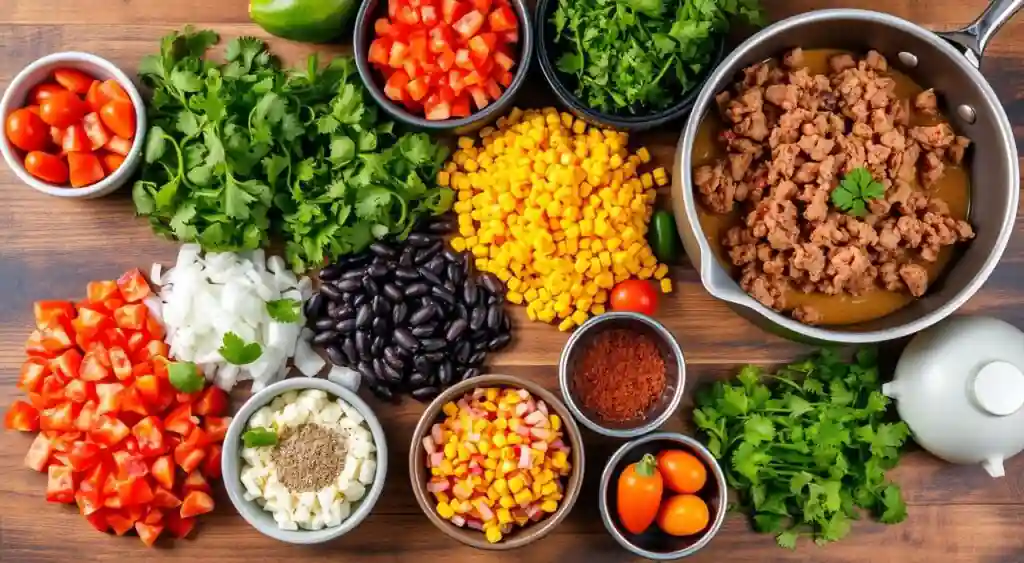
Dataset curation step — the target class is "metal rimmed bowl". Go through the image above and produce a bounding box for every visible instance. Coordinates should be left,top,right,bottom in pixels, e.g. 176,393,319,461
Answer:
599,432,728,559
409,373,585,550
221,378,388,544
559,312,686,439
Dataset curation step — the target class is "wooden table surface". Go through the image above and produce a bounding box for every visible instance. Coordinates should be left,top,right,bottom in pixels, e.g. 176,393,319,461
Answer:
2,0,1023,561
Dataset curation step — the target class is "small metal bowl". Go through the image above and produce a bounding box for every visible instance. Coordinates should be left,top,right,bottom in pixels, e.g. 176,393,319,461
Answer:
599,433,728,559
221,378,388,544
559,312,686,438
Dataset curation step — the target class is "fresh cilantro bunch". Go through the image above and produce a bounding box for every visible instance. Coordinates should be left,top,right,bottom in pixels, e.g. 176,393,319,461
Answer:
693,349,910,549
831,167,885,218
551,0,763,114
133,27,452,272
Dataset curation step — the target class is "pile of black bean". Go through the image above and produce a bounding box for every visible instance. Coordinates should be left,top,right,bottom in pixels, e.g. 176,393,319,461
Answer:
304,219,512,402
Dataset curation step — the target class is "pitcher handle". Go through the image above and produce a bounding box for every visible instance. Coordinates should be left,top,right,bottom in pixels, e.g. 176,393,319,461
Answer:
936,0,1023,67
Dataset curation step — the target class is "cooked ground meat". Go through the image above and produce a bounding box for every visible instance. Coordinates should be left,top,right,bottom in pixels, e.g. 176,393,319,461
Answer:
695,49,975,324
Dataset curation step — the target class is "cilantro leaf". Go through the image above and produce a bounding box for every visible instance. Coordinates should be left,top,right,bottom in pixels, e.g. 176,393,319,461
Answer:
776,530,799,549
831,167,886,218
266,298,302,323
878,484,908,524
242,428,278,448
219,332,263,365
167,361,205,393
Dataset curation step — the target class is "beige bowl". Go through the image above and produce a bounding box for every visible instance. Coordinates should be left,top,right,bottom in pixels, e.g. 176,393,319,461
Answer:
409,374,585,550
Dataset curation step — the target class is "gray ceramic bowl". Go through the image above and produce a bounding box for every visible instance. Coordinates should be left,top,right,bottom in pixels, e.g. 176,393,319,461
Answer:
352,0,534,133
559,312,686,439
221,378,388,544
599,433,727,559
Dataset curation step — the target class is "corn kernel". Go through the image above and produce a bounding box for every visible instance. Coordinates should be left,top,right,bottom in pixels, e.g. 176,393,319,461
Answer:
437,501,455,519
637,147,651,163
660,278,673,293
486,527,503,543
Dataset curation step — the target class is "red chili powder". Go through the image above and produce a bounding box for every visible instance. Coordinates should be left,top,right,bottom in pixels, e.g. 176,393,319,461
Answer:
572,328,667,422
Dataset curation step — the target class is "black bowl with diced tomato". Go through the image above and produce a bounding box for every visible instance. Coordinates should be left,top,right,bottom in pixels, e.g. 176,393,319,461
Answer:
0,52,146,198
354,0,533,132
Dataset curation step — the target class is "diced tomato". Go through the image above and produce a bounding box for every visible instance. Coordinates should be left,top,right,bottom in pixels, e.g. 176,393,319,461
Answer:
164,403,197,435
39,325,74,354
85,341,111,368
68,152,106,188
175,446,205,473
26,329,50,357
24,433,53,471
488,4,516,32
388,42,410,69
166,513,195,539
180,490,215,519
151,455,175,490
39,375,66,408
203,444,223,479
193,386,228,417
64,379,95,403
468,85,489,110
111,451,149,481
145,315,165,340
136,340,169,363
116,477,154,507
369,38,392,66
203,416,230,444
54,68,96,94
80,352,111,382
143,507,165,525
51,348,83,380
75,401,98,432
77,459,107,504
91,413,130,447
46,465,76,503
421,5,439,26
454,10,485,39
494,49,515,71
442,0,468,24
100,297,125,314
86,80,111,112
104,136,132,156
106,346,131,380
485,77,502,100
96,382,123,414
61,123,91,153
5,400,40,432
85,510,109,532
99,79,129,103
469,32,497,59
451,95,471,117
100,151,125,174
118,385,149,417
34,300,75,329
74,306,111,338
17,359,48,393
67,440,101,471
384,70,411,102
82,112,111,151
396,4,420,25
40,402,76,432
153,487,182,510
113,304,147,331
424,98,451,120
116,269,150,303
134,375,165,406
183,470,211,494
127,331,148,354
87,280,119,303
132,416,167,457
30,82,67,104
106,510,135,535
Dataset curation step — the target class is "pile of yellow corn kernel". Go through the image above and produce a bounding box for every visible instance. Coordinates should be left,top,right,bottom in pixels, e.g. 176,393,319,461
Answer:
440,107,673,331
423,387,572,544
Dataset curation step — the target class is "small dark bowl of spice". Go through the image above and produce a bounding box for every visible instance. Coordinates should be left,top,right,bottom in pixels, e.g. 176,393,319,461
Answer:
559,312,685,438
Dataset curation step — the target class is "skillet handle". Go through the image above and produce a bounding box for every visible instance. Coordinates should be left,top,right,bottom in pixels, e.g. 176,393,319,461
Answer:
937,0,1023,67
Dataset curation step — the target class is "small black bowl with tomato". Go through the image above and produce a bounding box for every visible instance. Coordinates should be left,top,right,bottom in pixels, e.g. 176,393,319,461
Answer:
353,0,534,134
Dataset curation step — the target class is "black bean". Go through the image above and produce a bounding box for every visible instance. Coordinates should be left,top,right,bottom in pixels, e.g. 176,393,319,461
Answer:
367,263,389,278
304,293,325,318
473,339,490,352
412,386,440,401
382,362,404,385
383,283,404,302
455,341,472,363
372,316,389,336
424,255,445,276
489,333,512,351
384,347,405,370
325,345,345,365
373,358,389,379
419,269,443,287
370,242,396,258
423,351,445,362
439,361,454,387
335,319,358,334
354,304,372,329
331,305,355,321
463,279,479,305
502,314,511,332
392,302,409,325
371,296,388,317
408,371,428,388
411,324,435,338
426,219,454,233
394,328,420,352
357,361,377,384
461,368,480,381
341,269,364,281
342,337,358,364
399,248,416,268
417,241,443,265
442,248,462,263
370,384,394,402
356,331,371,358
353,293,368,307
461,252,473,274
480,273,504,296
414,355,434,374
363,276,380,297
446,263,463,285
404,283,430,298
420,337,446,352
314,318,336,331
371,335,385,357
487,305,503,330
410,305,437,326
445,318,468,342
320,284,343,302
396,267,419,281
454,303,469,320
431,285,456,307
469,307,486,331
335,278,362,293
468,351,486,366
319,263,344,281
312,331,339,346
407,232,436,247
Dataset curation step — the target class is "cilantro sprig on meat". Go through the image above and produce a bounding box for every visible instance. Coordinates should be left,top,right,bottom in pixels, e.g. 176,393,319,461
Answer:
133,27,451,272
831,167,885,218
551,0,763,114
693,349,909,548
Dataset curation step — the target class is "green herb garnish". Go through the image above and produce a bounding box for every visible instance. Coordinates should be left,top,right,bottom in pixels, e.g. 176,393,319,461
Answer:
551,0,763,114
242,427,278,447
167,361,205,393
831,167,885,218
133,27,451,272
693,349,909,549
266,298,302,323
219,332,263,365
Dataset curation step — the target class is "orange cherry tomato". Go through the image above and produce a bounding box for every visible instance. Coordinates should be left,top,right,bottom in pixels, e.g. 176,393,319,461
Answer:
656,494,709,537
24,151,69,184
99,100,135,139
656,450,708,494
610,280,659,316
100,152,125,174
5,108,49,151
616,453,663,534
85,80,110,112
68,152,106,188
29,82,67,104
54,68,97,94
39,90,88,128
99,79,130,103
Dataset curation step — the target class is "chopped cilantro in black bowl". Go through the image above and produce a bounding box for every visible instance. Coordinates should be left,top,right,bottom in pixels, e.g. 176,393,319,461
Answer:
536,0,758,131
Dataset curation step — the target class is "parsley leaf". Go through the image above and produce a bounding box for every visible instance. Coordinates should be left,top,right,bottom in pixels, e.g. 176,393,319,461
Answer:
693,349,909,549
266,298,302,323
219,332,263,365
167,361,205,393
831,167,885,217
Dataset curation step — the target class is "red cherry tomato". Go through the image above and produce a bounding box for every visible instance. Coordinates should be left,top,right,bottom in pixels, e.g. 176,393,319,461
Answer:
24,151,69,184
68,152,106,188
54,68,97,94
39,91,88,128
5,108,49,151
29,82,67,104
99,100,135,139
85,81,110,112
610,280,659,316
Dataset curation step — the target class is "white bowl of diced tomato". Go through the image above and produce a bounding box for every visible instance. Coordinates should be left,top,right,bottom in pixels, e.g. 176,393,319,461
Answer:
0,51,146,198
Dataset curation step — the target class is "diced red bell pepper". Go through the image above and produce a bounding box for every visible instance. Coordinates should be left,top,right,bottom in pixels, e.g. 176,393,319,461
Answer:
46,465,76,503
116,268,151,303
96,382,124,414
40,402,77,432
33,300,75,329
91,413,130,447
180,490,214,519
113,304,147,331
80,352,111,382
17,359,48,393
64,379,95,403
132,416,167,457
24,432,53,471
87,280,119,303
4,400,39,432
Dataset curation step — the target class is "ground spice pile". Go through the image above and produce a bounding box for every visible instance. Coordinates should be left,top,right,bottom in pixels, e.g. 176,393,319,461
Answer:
572,328,667,422
271,423,347,493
